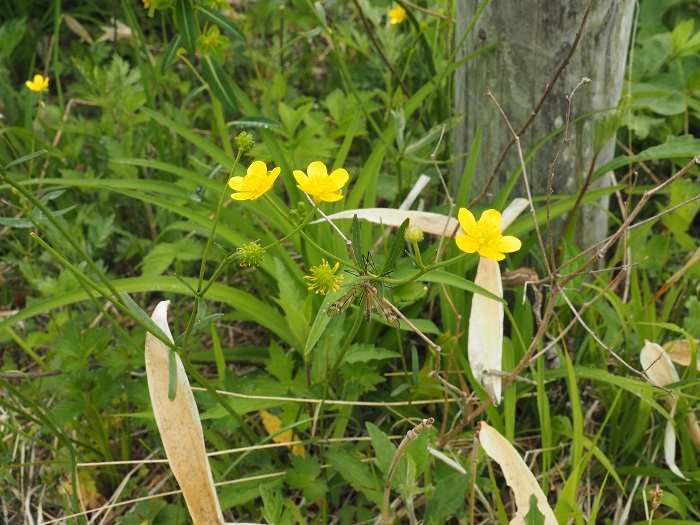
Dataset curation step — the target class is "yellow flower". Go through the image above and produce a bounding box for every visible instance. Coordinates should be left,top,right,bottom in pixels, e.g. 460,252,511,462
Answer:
455,208,521,261
293,161,349,203
228,161,280,201
26,74,49,93
304,259,344,295
389,5,406,25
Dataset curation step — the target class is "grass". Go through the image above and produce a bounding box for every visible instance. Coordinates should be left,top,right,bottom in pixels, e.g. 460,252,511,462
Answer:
1,0,699,524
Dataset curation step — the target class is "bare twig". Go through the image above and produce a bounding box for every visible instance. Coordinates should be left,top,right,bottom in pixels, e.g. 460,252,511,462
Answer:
382,418,435,524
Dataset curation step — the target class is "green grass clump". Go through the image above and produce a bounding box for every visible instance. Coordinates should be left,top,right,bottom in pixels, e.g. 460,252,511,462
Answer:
1,0,699,523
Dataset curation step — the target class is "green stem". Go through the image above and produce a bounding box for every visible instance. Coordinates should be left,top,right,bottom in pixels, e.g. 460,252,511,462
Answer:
197,149,244,292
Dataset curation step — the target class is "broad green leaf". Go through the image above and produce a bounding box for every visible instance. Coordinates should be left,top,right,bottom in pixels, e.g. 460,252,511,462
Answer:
424,473,469,523
325,450,382,505
344,344,400,364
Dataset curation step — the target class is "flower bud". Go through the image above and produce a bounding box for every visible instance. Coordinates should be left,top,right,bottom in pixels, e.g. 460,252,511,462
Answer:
405,225,424,243
235,132,255,152
236,241,265,267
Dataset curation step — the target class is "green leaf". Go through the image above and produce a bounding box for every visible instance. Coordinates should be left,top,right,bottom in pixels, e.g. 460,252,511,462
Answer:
424,473,469,522
366,422,399,483
227,116,282,129
325,450,383,505
344,344,400,364
160,34,182,74
197,6,244,41
382,218,409,275
4,150,47,169
395,270,505,303
201,53,239,112
524,494,546,525
119,291,171,344
167,348,177,401
174,0,197,54
285,455,328,502
352,214,362,266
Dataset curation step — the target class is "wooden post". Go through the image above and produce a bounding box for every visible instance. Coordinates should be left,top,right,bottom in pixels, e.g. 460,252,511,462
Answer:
454,1,635,248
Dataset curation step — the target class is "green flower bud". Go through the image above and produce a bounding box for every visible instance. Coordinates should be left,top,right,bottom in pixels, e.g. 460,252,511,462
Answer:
237,241,265,267
235,132,255,152
405,225,424,243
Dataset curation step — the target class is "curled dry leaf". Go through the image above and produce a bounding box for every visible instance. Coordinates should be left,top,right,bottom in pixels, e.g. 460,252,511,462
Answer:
639,340,689,480
468,257,503,405
663,338,700,371
145,301,225,524
313,197,528,237
478,421,557,524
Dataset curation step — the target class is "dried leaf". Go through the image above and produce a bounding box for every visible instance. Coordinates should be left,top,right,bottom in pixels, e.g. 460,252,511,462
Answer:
315,208,459,236
145,301,225,524
468,257,503,405
259,410,305,457
685,412,700,453
639,340,689,480
663,339,700,371
478,422,557,525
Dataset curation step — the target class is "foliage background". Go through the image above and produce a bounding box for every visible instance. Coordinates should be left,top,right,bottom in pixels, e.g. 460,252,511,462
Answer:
1,0,699,523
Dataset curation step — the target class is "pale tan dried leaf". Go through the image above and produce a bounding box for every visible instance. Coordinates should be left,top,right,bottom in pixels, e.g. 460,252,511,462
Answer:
95,19,133,43
685,412,700,453
145,301,224,525
663,339,700,371
639,340,689,480
468,257,503,405
315,198,527,238
314,208,459,236
63,14,94,43
478,422,557,524
640,340,680,390
500,198,529,230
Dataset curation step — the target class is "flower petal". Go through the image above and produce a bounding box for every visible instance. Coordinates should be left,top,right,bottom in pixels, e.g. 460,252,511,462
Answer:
497,236,522,253
228,176,245,191
231,192,252,200
329,168,349,189
455,235,478,254
479,209,503,229
247,160,267,177
479,246,506,261
293,170,310,186
307,161,328,178
320,192,343,203
458,208,476,233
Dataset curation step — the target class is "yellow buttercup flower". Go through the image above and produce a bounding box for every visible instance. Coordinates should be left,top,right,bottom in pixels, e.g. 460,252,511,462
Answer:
228,161,280,201
455,208,521,261
304,259,344,295
26,74,50,93
293,161,349,204
389,5,406,25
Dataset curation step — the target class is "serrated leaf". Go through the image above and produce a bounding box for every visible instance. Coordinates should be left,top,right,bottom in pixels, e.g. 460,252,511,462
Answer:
524,494,546,525
344,344,400,364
